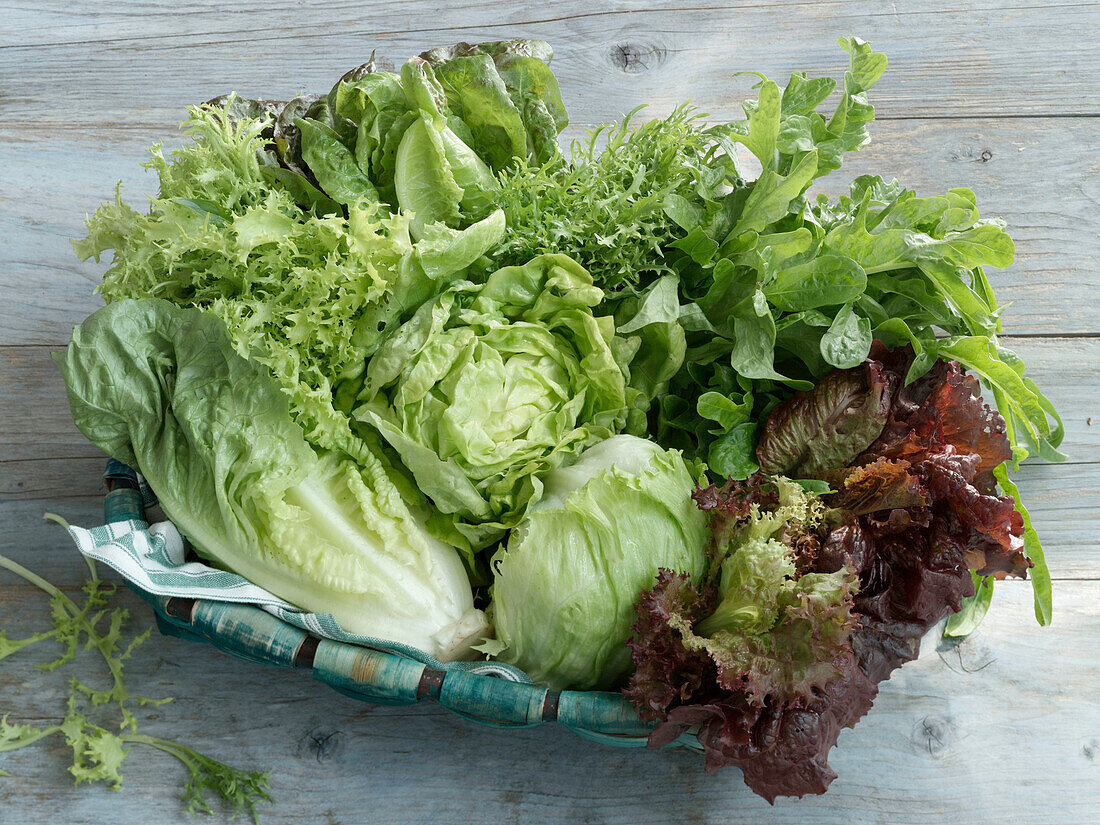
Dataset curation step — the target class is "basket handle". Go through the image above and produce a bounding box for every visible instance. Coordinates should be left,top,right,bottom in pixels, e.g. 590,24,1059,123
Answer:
103,458,145,522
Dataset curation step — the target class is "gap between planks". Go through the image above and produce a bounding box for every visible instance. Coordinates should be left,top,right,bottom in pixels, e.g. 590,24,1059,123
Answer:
4,1,1100,53
4,2,1100,124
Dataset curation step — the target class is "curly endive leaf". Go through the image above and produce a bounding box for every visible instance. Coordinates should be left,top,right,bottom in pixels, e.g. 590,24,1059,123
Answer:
0,553,273,820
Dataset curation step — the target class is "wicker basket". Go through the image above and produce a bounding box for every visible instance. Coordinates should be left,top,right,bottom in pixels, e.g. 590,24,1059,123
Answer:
102,462,699,750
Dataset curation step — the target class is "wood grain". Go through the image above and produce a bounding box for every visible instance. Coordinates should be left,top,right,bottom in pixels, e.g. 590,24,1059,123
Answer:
2,116,1098,346
3,1,1099,126
1,575,1096,825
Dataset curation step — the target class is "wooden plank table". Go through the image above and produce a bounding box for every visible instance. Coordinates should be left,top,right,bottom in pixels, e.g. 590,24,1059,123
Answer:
2,2,1098,822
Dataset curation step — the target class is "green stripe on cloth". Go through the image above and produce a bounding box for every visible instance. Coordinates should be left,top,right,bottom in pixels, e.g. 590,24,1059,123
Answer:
64,517,530,681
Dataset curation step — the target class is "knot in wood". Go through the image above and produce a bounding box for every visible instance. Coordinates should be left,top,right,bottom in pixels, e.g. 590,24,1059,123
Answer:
1083,737,1100,761
297,725,345,763
611,42,666,74
912,714,956,759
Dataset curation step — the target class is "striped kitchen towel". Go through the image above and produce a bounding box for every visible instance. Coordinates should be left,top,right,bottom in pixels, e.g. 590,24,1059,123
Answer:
63,513,529,681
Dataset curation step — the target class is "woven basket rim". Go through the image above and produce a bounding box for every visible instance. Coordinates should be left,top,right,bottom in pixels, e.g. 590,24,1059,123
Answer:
102,461,701,747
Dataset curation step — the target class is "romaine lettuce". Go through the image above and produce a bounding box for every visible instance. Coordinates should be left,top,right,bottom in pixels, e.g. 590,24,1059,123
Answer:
56,299,487,660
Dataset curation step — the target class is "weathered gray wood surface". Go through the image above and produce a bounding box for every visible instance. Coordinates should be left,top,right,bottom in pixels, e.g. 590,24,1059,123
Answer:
1,1,1098,823
5,110,1099,344
4,0,1099,121
3,578,1097,825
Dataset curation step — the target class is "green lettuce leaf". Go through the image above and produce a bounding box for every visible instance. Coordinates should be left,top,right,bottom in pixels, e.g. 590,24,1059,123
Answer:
354,254,639,548
56,299,487,660
420,39,568,165
489,435,708,689
77,102,504,477
685,477,856,704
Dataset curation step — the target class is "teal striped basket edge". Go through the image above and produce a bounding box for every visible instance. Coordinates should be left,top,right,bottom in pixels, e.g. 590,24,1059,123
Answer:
102,460,701,751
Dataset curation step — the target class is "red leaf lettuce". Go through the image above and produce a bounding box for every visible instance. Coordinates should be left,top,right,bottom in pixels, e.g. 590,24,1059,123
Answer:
625,345,1030,801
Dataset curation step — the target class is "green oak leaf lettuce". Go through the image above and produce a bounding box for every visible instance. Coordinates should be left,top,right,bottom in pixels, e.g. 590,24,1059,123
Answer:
485,36,1060,495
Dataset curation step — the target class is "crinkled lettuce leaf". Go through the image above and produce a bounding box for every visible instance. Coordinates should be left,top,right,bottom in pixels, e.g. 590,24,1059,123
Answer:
625,477,868,800
685,478,858,704
76,102,504,479
354,254,664,548
420,39,568,166
757,345,1040,618
251,40,566,230
625,347,1047,799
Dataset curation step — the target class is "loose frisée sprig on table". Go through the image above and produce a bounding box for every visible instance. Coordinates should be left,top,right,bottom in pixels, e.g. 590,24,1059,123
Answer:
0,550,273,820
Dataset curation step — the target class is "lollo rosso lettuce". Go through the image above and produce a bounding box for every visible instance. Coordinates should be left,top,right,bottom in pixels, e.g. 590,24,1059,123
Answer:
625,478,873,800
677,478,858,705
625,345,1033,801
56,299,488,661
353,254,681,550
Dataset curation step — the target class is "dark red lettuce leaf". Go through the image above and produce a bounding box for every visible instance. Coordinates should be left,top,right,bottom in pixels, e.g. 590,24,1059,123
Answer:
625,570,717,724
819,345,1029,624
755,359,894,477
692,477,780,561
667,650,878,802
625,346,1030,802
626,569,876,802
731,652,878,802
825,457,928,515
870,356,1012,480
787,345,1029,580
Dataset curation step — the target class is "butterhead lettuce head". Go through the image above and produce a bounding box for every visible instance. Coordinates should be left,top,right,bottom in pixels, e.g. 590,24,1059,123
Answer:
354,254,636,549
487,435,708,690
